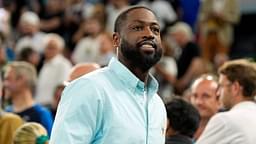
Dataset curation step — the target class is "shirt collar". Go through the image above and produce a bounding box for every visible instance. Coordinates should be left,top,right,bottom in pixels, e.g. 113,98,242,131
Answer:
108,57,159,97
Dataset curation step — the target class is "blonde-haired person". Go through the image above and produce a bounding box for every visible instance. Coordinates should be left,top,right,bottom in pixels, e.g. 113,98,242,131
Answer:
0,74,23,144
13,122,49,144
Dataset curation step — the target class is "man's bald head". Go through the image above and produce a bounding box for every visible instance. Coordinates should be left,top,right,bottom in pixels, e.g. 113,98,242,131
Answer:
68,63,100,82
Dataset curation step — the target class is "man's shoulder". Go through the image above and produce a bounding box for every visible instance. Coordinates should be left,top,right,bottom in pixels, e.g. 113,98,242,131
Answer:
208,110,245,129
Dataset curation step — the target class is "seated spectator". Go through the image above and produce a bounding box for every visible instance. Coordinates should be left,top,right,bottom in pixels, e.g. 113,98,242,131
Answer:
167,22,207,94
153,42,177,103
4,62,53,135
190,74,220,140
197,59,256,144
16,11,46,55
17,47,40,69
13,122,49,144
0,75,23,144
165,97,200,144
36,33,72,106
72,18,114,66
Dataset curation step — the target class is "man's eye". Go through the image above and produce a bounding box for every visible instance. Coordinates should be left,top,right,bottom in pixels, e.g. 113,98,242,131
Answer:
152,27,160,33
132,26,143,31
202,94,210,99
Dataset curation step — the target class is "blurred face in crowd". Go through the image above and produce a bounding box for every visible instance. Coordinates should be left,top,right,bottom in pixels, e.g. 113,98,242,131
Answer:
83,18,101,37
19,22,37,36
3,67,21,98
191,79,220,120
99,33,113,54
44,39,61,60
28,51,40,66
114,8,163,72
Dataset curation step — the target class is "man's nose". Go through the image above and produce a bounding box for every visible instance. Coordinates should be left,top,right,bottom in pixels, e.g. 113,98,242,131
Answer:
142,27,154,39
195,98,204,105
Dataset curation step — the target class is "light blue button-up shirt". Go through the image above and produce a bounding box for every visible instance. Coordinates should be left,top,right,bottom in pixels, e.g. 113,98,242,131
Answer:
50,57,167,144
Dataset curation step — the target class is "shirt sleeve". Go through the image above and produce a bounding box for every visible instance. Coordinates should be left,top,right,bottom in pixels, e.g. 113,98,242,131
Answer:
49,78,104,144
196,114,228,144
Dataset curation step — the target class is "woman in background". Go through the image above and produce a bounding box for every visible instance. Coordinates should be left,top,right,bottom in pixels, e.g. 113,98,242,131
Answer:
13,122,49,144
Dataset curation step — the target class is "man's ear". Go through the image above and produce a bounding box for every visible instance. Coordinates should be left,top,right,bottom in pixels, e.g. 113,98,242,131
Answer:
233,81,242,96
113,32,120,48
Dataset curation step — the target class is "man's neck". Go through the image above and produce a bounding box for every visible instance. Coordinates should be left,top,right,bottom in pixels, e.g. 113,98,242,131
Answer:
12,90,35,113
118,57,149,82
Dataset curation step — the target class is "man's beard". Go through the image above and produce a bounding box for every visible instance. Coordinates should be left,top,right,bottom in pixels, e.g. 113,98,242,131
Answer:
120,38,162,72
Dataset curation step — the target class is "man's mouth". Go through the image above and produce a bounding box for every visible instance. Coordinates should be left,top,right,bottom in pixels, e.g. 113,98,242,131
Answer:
141,44,155,52
138,41,157,53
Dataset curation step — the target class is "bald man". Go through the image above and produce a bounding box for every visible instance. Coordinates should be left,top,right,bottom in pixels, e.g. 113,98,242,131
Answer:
67,63,100,82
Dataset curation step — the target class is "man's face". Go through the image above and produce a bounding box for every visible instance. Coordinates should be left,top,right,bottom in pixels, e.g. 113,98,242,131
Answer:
44,39,60,60
3,67,20,97
116,8,163,71
191,79,220,119
217,74,234,109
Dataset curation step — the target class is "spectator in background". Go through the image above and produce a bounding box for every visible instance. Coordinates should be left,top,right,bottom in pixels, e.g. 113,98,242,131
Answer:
198,0,240,70
197,59,256,144
36,33,72,106
139,0,177,32
63,0,96,50
13,122,49,144
0,73,23,144
97,33,115,66
50,6,166,144
16,11,46,56
74,19,115,66
0,109,23,144
17,47,40,69
39,0,65,36
165,97,200,144
190,74,220,140
105,0,129,33
153,42,177,103
3,61,53,136
168,22,207,94
72,17,114,66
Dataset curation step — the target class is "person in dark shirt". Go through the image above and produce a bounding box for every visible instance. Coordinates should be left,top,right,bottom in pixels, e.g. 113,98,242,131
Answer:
3,61,53,135
165,97,200,144
168,22,206,94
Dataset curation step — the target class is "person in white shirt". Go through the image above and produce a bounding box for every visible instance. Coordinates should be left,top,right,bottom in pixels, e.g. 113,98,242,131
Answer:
36,33,72,106
16,11,46,55
197,59,256,144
